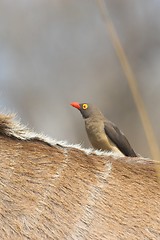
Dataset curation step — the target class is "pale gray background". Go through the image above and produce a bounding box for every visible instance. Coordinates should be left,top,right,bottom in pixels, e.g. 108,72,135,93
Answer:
0,0,160,158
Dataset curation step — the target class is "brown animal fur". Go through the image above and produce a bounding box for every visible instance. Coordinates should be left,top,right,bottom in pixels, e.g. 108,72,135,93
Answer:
0,114,159,240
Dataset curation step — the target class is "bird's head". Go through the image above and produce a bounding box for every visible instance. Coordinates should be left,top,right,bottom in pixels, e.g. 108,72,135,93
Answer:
70,102,100,119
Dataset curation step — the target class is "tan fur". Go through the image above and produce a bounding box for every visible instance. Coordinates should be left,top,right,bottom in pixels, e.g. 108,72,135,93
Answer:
0,114,159,240
0,114,121,157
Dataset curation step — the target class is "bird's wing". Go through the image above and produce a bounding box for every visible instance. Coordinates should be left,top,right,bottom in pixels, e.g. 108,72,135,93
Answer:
104,120,137,157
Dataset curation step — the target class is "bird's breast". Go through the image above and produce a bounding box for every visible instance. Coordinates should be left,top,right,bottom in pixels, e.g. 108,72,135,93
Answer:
85,119,113,151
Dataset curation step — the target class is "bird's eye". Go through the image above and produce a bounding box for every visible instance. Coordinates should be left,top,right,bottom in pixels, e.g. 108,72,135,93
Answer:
82,104,88,110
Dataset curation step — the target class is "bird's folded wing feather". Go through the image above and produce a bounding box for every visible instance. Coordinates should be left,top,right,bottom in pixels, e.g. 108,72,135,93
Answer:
104,121,137,157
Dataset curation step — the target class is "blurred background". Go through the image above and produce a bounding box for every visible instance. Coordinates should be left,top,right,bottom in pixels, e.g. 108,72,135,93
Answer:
0,0,160,158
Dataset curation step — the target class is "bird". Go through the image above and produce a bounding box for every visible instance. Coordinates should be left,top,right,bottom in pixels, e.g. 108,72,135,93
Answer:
70,102,138,157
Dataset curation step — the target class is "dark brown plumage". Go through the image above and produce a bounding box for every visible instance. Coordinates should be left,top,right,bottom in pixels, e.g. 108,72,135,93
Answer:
70,102,137,157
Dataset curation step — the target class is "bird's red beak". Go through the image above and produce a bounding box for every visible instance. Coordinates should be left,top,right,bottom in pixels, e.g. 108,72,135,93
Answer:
70,102,81,109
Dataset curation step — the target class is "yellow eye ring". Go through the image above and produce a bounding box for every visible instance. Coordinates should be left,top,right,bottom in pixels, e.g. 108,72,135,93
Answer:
82,104,88,110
